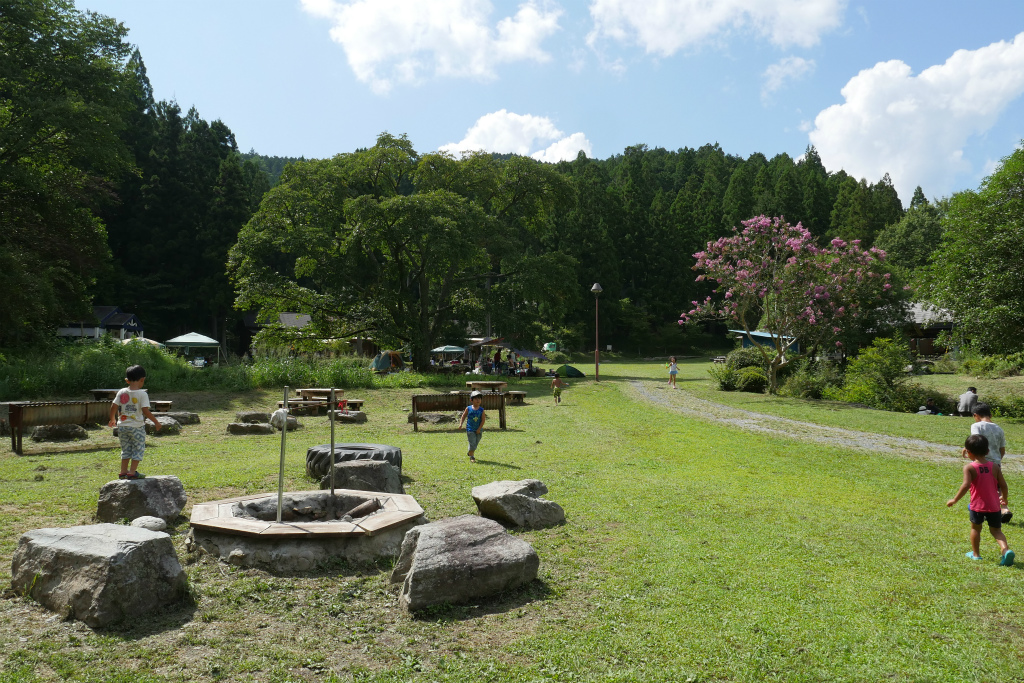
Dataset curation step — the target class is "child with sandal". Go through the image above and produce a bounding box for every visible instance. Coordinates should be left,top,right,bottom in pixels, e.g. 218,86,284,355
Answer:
108,364,162,479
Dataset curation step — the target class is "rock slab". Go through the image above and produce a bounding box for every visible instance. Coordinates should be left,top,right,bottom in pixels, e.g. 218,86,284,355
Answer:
146,416,181,436
471,479,565,529
235,411,270,424
407,412,456,424
227,422,274,435
96,475,187,522
328,410,367,424
390,515,539,612
319,460,404,494
11,523,187,627
152,411,200,425
306,443,403,479
31,424,88,442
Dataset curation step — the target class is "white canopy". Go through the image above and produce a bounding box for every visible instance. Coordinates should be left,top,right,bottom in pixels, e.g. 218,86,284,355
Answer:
164,332,223,363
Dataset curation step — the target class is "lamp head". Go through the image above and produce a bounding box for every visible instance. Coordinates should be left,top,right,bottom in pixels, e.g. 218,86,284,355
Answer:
591,283,603,295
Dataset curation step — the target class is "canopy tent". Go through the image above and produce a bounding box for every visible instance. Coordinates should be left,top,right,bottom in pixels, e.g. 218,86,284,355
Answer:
164,332,223,363
431,345,465,354
511,348,545,359
121,337,165,349
370,350,405,373
554,364,586,378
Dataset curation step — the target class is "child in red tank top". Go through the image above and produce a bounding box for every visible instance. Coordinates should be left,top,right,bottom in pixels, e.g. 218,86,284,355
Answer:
948,434,1014,565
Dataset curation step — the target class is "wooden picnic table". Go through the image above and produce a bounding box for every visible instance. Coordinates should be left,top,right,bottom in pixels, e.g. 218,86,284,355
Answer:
295,388,345,401
465,380,508,392
89,389,120,401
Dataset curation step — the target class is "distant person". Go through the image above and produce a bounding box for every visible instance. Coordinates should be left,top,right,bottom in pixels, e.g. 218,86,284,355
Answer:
947,434,1014,565
458,390,486,463
972,403,1011,521
107,364,161,480
925,398,940,415
551,372,567,405
958,387,978,417
668,357,679,389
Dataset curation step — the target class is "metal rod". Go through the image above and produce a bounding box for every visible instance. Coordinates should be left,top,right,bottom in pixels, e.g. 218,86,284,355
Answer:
329,387,336,498
276,386,288,523
595,295,600,382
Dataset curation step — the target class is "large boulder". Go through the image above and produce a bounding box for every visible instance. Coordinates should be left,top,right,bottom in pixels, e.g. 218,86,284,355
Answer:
96,475,187,523
328,410,367,424
227,422,274,435
153,411,200,425
10,523,187,628
306,443,403,479
319,460,404,494
145,416,181,436
31,424,88,442
390,515,539,612
471,479,565,529
235,411,270,424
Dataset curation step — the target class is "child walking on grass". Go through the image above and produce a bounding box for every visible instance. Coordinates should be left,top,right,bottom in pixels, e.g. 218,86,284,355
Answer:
971,403,1012,521
550,373,567,405
668,357,678,389
108,364,161,480
947,434,1014,566
458,390,486,463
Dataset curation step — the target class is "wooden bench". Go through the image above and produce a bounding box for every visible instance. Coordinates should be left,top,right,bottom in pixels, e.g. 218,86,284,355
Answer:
295,388,345,401
276,400,330,416
506,391,527,405
89,389,120,401
151,400,173,412
340,398,364,411
712,356,727,364
465,380,508,392
410,392,506,432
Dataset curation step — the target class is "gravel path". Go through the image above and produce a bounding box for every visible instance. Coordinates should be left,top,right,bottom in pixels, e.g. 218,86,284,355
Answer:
629,379,1022,469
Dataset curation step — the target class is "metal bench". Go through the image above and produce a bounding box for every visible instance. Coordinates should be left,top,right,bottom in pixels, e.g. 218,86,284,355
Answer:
2,401,110,455
410,392,506,432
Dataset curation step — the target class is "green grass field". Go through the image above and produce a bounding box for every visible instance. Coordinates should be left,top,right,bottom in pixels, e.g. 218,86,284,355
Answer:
2,361,1024,682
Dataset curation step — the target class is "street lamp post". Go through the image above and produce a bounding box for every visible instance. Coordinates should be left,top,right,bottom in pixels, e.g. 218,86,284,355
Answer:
591,283,603,382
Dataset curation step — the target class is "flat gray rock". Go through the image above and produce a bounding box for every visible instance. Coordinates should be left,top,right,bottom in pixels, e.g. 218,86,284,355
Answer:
328,410,367,424
407,412,456,424
471,479,565,529
227,422,274,435
390,515,539,612
31,424,88,442
319,460,404,494
306,443,403,478
235,411,270,424
152,411,200,425
11,523,187,627
96,475,187,523
145,416,180,436
131,516,167,531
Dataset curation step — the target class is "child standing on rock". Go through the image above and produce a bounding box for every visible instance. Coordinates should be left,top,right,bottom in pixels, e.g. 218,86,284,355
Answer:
459,390,486,463
108,364,161,480
947,434,1014,566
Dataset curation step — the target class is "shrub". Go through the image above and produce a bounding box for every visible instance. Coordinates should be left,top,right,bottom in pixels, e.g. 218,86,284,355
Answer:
780,361,844,399
707,363,738,391
544,350,570,365
726,347,769,372
824,338,916,411
735,366,768,393
960,352,1024,379
931,354,959,374
989,395,1024,419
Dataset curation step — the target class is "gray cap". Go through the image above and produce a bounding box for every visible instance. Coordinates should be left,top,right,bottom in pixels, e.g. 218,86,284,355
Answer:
470,390,483,398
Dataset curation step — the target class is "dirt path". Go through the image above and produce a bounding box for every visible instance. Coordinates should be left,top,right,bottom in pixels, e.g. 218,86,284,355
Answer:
628,379,1022,470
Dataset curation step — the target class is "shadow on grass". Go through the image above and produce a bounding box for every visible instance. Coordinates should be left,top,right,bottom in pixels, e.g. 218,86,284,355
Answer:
411,578,554,622
92,596,198,640
472,459,522,469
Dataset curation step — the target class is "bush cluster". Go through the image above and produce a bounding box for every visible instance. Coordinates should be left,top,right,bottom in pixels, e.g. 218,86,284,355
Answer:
780,360,844,400
960,352,1024,379
707,347,772,393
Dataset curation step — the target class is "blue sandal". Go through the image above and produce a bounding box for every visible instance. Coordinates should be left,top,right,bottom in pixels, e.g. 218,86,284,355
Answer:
1000,550,1015,567
966,551,983,561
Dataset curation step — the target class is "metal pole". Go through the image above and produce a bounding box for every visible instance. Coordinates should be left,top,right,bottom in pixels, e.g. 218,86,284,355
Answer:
329,387,336,497
595,295,600,382
276,386,288,523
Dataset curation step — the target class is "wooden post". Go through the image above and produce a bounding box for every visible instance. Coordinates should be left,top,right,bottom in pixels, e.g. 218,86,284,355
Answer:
412,396,419,432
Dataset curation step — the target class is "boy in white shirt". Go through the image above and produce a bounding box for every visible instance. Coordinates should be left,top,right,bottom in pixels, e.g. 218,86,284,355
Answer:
971,403,1010,521
107,364,162,479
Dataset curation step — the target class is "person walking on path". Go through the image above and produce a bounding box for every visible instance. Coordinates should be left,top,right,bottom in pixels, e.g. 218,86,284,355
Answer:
948,434,1014,566
107,364,161,480
668,357,679,389
971,403,1012,521
958,387,978,417
458,390,486,463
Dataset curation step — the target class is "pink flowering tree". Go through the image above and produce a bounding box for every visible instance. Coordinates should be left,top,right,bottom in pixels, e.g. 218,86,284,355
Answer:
681,216,899,393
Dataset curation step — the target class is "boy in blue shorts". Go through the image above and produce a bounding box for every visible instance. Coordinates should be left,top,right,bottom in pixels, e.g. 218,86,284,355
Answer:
108,364,162,479
458,390,486,463
947,434,1014,565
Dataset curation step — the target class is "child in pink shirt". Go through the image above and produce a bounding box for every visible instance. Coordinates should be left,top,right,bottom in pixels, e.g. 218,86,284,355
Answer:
947,434,1014,565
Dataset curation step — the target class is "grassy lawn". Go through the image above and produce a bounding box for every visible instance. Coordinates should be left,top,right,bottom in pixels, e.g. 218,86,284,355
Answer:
3,363,1024,681
652,358,1024,452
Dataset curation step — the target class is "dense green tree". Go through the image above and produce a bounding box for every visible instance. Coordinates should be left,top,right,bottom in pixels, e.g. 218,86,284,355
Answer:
922,146,1024,352
0,0,135,345
874,197,944,278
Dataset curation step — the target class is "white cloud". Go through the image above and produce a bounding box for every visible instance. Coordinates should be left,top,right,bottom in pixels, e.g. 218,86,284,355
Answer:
809,32,1024,199
301,0,562,94
439,110,592,162
586,0,845,55
762,56,815,102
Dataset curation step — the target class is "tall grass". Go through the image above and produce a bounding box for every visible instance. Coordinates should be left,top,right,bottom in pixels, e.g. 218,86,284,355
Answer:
0,340,469,400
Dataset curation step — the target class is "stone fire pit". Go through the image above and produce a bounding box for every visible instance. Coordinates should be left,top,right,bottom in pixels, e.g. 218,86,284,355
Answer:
187,489,425,572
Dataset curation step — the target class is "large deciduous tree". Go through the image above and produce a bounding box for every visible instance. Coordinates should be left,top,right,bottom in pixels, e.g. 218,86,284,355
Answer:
0,0,135,345
682,216,900,393
922,146,1024,353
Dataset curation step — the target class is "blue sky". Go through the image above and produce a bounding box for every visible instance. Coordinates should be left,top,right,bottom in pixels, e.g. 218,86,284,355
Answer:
82,0,1024,203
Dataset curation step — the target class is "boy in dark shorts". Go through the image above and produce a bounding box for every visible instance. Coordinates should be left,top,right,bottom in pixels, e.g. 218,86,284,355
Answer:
458,390,486,463
947,434,1014,565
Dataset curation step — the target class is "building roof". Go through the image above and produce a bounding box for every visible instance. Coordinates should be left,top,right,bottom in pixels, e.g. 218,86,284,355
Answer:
165,332,220,346
728,329,796,342
909,302,953,326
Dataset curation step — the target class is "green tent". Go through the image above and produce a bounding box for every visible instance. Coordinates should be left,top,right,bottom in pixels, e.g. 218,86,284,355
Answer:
555,364,585,378
370,350,405,372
